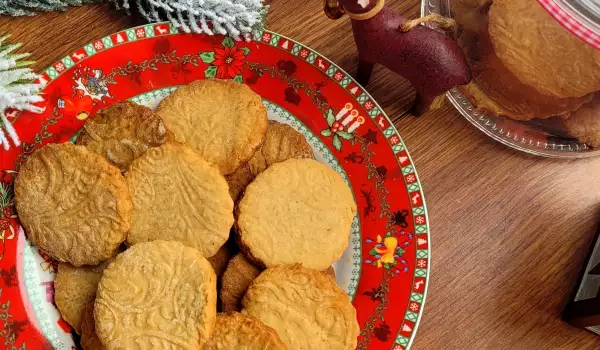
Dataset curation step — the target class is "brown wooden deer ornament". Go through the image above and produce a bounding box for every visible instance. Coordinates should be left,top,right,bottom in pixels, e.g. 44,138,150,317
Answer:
325,0,471,115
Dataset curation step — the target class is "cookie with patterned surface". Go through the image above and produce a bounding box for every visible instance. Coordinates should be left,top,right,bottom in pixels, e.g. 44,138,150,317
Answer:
95,240,217,349
488,0,600,98
54,259,113,334
236,158,356,270
80,302,103,350
204,312,287,350
125,142,233,257
155,79,268,175
226,121,314,201
14,143,131,266
221,253,262,312
242,264,358,350
76,101,167,172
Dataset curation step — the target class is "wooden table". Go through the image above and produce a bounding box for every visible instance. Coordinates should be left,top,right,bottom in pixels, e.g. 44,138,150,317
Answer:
2,0,600,348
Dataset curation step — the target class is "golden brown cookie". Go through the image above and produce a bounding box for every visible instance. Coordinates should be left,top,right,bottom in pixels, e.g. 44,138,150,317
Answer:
565,94,600,147
226,121,314,201
456,4,591,120
208,241,235,279
236,159,356,270
125,142,233,257
242,264,358,350
155,79,268,175
323,266,336,279
54,260,113,334
76,101,167,172
80,302,103,350
204,312,287,350
14,143,131,266
221,253,262,312
489,0,600,98
95,240,216,349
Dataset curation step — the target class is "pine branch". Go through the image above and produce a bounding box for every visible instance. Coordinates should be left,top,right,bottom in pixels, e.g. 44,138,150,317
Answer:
0,35,44,150
0,0,101,16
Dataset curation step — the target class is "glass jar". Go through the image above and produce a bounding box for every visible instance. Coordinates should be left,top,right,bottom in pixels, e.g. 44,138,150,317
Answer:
423,0,600,158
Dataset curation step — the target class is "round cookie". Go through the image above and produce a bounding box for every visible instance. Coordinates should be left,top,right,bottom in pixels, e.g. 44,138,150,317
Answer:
565,93,600,147
204,312,287,350
76,101,167,172
81,302,103,350
208,241,235,279
95,240,217,349
15,143,131,266
226,120,314,201
242,264,359,350
456,5,591,120
155,79,268,175
125,142,233,257
488,0,600,98
236,158,356,270
54,259,113,334
221,253,262,312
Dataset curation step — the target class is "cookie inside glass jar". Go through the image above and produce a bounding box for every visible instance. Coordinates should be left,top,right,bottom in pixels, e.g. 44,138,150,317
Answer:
452,0,600,147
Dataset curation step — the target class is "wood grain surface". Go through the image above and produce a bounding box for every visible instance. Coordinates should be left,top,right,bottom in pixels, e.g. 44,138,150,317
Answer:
2,1,600,349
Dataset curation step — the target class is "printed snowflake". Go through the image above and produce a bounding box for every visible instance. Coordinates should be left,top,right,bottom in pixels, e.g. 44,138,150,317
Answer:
136,29,146,37
300,50,309,58
406,174,416,183
393,345,404,350
415,216,425,224
409,302,420,311
417,260,427,268
364,101,374,110
94,41,104,50
390,135,399,145
55,63,65,72
262,33,271,42
334,72,344,81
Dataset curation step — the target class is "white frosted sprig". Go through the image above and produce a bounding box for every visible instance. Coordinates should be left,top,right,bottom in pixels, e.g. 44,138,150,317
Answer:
0,35,44,151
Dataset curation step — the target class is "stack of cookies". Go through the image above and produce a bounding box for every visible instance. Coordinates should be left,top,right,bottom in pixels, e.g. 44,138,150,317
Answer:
14,79,359,349
452,0,600,147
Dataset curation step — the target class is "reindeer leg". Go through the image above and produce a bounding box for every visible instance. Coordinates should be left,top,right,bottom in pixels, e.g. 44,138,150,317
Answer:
356,59,375,86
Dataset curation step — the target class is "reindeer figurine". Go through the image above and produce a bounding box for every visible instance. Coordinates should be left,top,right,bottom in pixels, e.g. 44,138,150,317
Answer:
325,0,471,115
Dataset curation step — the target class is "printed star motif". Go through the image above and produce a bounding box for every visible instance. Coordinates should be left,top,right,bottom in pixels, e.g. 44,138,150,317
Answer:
136,28,146,37
415,216,425,224
94,41,104,50
262,33,271,42
406,174,416,183
55,63,65,72
417,260,427,268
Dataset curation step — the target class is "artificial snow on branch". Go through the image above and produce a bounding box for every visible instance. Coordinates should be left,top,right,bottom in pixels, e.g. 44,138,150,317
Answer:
1,0,268,40
0,35,44,151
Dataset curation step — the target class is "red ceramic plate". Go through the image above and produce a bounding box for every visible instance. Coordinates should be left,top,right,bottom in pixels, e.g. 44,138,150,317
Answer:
0,23,430,350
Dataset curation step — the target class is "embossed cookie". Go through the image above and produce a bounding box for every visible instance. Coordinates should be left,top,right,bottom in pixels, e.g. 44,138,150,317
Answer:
204,312,287,350
456,3,591,120
55,259,113,334
565,94,600,147
155,79,268,174
489,0,600,98
15,143,131,266
76,101,167,172
226,121,314,201
81,302,103,350
125,142,234,257
242,264,359,350
95,240,217,349
236,159,356,270
221,253,262,312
